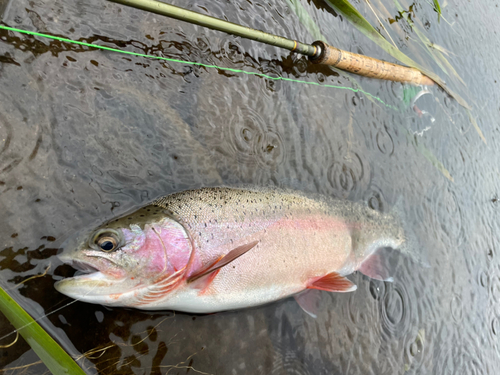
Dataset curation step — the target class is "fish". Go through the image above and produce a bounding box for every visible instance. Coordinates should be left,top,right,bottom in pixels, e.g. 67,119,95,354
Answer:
54,187,407,317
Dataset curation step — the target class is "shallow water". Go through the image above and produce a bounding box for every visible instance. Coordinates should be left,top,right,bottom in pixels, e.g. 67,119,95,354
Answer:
1,0,499,373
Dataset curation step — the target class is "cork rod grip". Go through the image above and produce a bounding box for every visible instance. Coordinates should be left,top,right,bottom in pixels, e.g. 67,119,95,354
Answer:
310,41,434,86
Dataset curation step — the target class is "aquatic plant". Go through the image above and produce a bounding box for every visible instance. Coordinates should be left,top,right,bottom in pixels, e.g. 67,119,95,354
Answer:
0,285,86,374
322,0,468,109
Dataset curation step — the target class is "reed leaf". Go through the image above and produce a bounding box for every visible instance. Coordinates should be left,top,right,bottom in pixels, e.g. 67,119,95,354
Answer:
322,0,470,109
286,0,380,105
0,285,86,375
286,0,327,42
433,0,441,23
392,0,465,86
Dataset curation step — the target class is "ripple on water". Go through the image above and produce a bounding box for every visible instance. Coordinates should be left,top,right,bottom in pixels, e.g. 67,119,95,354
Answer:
379,281,412,340
490,276,500,305
449,294,464,324
431,185,464,247
362,183,396,213
403,328,430,374
479,269,490,288
224,106,285,169
0,101,42,176
436,345,488,375
490,312,500,342
327,146,369,199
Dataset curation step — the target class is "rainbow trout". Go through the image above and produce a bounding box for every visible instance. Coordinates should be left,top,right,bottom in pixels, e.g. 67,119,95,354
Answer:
55,187,406,316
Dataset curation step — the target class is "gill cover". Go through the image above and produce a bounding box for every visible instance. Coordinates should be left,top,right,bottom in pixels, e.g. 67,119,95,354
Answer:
55,205,193,307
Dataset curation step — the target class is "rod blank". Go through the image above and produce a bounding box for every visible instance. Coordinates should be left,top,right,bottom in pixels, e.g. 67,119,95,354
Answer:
109,0,434,86
109,0,317,56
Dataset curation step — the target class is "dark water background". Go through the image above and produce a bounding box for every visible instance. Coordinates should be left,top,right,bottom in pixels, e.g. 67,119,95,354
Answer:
1,0,499,373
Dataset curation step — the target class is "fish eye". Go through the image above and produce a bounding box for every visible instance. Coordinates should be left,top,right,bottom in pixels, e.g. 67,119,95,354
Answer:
96,236,118,252
89,229,123,252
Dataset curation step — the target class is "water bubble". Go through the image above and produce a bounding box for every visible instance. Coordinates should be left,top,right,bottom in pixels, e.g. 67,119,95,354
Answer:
407,328,425,370
369,280,382,300
255,131,285,168
227,108,265,164
363,184,393,213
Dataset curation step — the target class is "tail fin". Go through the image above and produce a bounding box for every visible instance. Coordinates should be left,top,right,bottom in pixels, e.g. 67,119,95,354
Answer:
357,197,429,282
391,197,430,268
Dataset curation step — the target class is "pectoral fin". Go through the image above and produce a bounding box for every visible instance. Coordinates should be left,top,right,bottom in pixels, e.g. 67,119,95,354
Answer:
187,240,259,284
307,272,357,293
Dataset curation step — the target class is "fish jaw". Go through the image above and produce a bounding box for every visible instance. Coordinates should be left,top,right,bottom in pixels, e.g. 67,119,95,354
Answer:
55,215,194,306
54,253,144,306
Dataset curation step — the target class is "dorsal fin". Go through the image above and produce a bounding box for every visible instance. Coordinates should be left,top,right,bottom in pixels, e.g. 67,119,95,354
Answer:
187,240,259,284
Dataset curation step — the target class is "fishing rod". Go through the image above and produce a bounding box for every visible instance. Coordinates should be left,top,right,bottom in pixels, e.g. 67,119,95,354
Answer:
108,0,434,86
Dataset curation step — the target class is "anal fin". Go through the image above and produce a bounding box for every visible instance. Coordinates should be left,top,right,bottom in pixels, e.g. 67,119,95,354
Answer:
358,248,393,282
307,272,357,293
294,289,322,318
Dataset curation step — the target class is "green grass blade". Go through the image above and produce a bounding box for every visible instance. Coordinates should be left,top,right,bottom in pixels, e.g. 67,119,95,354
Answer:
392,0,465,86
286,0,327,42
0,285,87,375
401,126,453,181
433,0,442,23
466,109,486,144
322,0,470,109
285,0,380,105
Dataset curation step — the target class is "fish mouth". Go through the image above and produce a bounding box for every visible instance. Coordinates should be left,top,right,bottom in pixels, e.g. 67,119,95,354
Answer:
67,260,101,276
55,255,118,295
54,252,139,305
58,253,106,279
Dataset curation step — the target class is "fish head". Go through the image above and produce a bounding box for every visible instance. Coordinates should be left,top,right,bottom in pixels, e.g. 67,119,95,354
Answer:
54,205,192,306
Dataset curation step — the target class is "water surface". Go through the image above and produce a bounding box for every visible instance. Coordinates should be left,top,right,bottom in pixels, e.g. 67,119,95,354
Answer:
1,0,499,373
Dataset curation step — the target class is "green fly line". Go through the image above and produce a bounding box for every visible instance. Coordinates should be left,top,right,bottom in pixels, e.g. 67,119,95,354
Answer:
0,24,396,110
